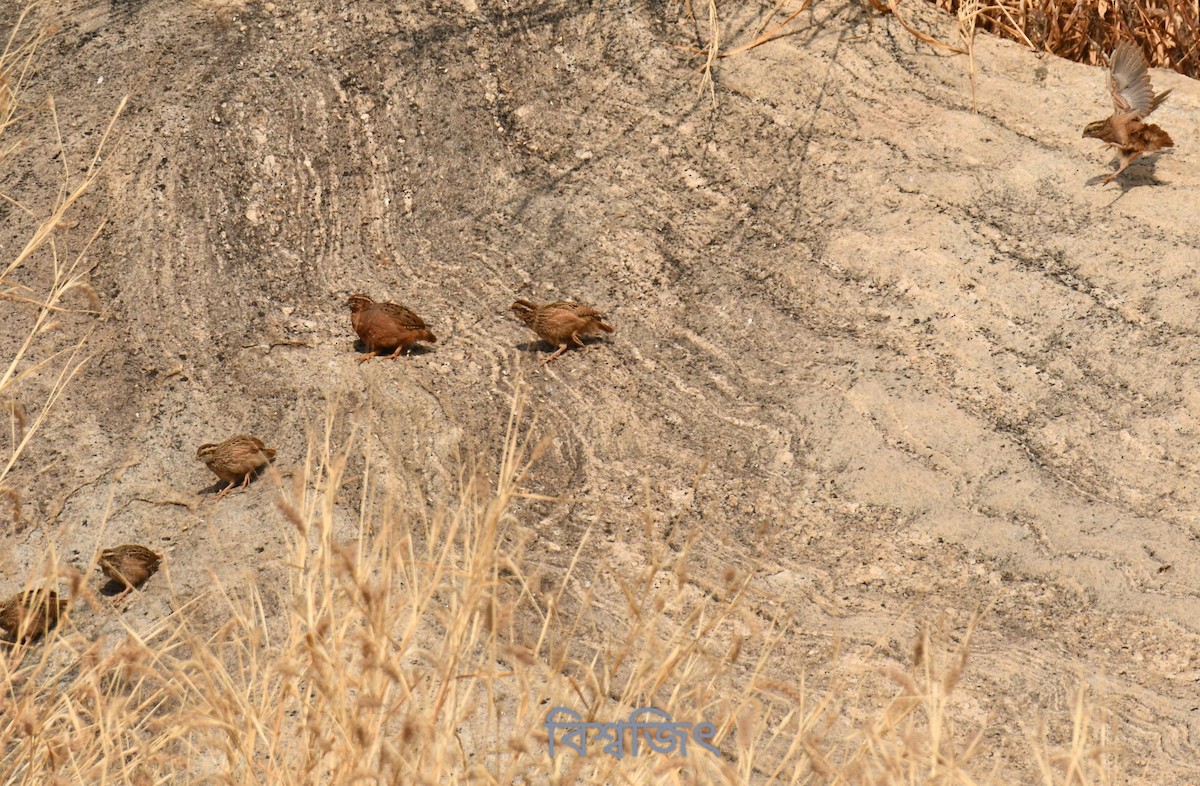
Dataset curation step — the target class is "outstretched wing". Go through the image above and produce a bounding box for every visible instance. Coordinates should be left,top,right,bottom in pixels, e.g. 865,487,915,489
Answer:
1108,40,1154,117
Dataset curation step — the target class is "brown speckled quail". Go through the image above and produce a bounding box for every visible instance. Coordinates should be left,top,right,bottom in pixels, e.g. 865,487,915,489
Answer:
99,544,163,603
196,434,276,499
347,294,436,362
511,299,613,365
0,588,68,643
1082,40,1173,184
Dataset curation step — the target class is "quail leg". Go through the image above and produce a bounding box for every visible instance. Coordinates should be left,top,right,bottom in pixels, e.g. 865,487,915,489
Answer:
540,344,569,366
1102,153,1137,184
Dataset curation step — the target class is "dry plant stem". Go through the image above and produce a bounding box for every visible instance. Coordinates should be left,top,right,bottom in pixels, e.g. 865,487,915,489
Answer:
935,0,1200,77
1026,686,1120,784
680,0,721,100
718,0,812,59
750,0,803,38
987,1,1036,48
680,0,966,85
959,0,980,111
889,0,967,52
700,0,719,101
0,396,1126,781
681,0,976,97
0,16,123,504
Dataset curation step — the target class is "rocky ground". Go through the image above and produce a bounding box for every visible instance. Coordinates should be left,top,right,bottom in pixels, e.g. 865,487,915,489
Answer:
3,0,1199,779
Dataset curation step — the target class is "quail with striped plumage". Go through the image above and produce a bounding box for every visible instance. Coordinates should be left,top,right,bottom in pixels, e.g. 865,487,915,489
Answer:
99,544,163,603
347,294,436,362
196,434,276,499
1083,40,1173,184
0,588,68,643
511,299,614,365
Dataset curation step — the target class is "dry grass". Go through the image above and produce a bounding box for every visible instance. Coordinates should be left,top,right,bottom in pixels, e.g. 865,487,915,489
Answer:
933,0,1200,77
0,392,1126,784
680,0,819,81
0,3,124,520
681,0,1199,91
0,4,1132,785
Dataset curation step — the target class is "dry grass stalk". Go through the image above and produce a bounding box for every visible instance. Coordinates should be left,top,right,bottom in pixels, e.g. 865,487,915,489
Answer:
958,0,982,110
684,0,722,102
1,383,1126,783
0,4,125,501
679,0,818,78
1027,686,1123,785
677,0,1196,108
934,0,1200,77
719,0,814,60
676,0,966,98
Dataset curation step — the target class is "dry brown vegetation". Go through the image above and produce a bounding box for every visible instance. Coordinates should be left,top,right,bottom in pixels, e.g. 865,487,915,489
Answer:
932,0,1200,76
0,396,1123,783
0,3,1149,784
683,0,1200,80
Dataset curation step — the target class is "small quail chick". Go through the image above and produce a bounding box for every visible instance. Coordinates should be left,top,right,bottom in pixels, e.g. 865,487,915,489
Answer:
0,588,68,643
196,434,276,500
347,294,436,362
511,299,614,365
1082,40,1173,184
99,544,163,603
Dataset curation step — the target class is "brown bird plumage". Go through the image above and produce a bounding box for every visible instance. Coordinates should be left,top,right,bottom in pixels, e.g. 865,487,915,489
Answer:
511,299,614,365
1082,40,1173,185
0,588,68,643
196,434,276,499
99,544,163,603
347,294,436,363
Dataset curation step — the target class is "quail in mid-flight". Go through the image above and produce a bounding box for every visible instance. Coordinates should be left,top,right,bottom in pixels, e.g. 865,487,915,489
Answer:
1082,40,1173,184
